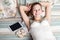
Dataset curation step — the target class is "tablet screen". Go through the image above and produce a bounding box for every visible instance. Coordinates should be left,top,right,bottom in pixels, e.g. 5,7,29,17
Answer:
9,22,22,31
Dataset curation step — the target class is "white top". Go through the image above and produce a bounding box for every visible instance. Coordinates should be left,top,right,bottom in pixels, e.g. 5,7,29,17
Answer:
29,19,56,40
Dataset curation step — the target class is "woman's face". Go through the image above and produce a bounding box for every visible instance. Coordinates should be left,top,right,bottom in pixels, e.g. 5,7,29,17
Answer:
32,4,42,17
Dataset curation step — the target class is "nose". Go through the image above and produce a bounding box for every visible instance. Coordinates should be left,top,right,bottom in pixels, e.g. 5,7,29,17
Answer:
36,10,38,13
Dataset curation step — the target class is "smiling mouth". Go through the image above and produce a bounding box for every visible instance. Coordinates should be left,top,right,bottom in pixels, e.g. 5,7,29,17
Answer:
35,13,41,17
35,13,40,16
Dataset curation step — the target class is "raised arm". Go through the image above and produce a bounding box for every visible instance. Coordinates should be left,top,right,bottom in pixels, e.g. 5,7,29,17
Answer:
19,5,30,31
45,2,51,23
40,2,51,23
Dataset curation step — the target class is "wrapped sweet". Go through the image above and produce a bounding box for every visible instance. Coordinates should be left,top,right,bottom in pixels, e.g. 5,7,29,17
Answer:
15,28,27,38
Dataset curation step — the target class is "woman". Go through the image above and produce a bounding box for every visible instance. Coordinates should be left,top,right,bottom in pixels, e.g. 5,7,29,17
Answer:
19,2,56,40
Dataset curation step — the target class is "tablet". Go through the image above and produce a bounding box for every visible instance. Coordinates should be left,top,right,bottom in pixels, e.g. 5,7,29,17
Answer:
9,22,22,31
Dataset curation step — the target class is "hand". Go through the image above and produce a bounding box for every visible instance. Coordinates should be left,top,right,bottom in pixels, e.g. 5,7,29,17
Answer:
26,3,32,11
20,5,30,12
40,1,51,7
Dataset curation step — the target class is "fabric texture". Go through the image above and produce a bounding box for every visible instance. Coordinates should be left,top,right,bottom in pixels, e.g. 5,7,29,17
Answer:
29,19,56,40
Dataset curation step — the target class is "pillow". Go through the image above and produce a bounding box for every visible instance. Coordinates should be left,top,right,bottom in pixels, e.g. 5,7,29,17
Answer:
0,0,17,18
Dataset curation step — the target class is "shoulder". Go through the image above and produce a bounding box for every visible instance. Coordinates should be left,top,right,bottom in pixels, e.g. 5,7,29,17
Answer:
41,19,50,25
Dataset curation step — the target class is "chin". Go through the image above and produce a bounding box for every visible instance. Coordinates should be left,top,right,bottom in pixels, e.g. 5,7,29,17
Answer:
35,15,40,17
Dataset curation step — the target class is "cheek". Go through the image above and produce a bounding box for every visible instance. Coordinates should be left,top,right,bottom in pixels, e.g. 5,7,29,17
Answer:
33,11,36,16
32,13,35,16
33,10,42,15
38,11,42,14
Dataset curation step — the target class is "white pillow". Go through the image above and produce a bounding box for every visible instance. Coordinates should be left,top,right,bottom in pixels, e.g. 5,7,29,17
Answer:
0,0,17,18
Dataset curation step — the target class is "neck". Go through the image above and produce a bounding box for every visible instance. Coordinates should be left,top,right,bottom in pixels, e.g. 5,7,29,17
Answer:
34,17,42,22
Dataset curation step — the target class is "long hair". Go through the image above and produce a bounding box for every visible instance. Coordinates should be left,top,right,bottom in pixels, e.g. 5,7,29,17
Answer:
27,2,42,20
